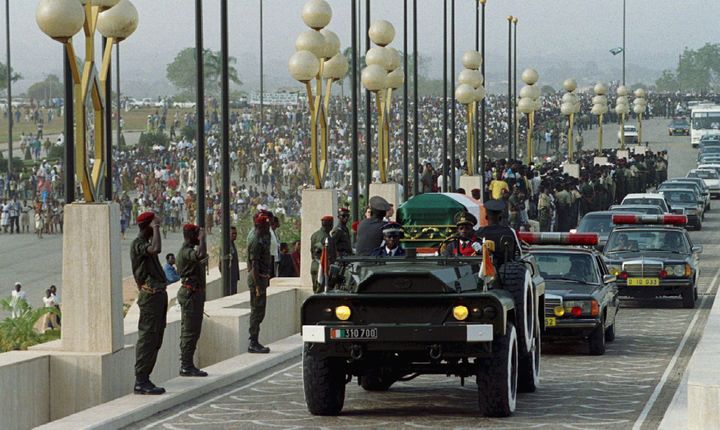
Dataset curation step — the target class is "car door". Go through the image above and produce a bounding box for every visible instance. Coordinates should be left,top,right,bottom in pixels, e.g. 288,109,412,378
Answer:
596,255,619,326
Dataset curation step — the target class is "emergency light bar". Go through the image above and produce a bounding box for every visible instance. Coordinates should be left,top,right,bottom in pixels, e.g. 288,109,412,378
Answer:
517,232,599,246
611,214,687,226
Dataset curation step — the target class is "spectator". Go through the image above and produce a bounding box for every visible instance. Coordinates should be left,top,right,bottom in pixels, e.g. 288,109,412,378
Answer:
10,282,27,319
163,253,181,284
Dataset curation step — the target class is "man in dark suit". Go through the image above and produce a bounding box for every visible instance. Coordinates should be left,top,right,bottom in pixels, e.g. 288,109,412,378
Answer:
355,196,391,256
371,222,406,257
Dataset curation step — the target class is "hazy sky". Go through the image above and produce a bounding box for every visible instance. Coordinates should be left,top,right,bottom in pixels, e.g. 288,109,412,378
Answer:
5,0,720,95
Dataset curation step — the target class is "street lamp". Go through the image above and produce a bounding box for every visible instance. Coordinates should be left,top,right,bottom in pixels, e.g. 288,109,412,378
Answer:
455,50,485,177
36,0,138,202
591,82,608,154
633,87,647,145
517,68,540,165
361,19,402,184
512,17,518,159
506,15,513,160
615,85,629,150
288,0,347,189
560,78,580,163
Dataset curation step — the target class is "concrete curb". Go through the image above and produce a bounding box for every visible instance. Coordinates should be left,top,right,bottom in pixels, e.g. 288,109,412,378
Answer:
36,334,303,430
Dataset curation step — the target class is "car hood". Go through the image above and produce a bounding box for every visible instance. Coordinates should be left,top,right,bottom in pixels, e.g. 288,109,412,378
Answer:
544,280,601,296
703,179,720,187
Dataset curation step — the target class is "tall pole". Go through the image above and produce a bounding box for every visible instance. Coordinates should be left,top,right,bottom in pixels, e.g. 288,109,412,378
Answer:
412,0,419,196
622,0,626,85
116,45,121,190
195,0,206,228
512,18,517,160
474,0,479,175
442,0,448,192
403,0,409,200
220,0,231,296
480,0,486,195
351,0,359,220
5,0,12,175
450,0,456,191
103,37,112,201
63,49,75,203
507,16,512,161
364,0,371,202
259,0,264,129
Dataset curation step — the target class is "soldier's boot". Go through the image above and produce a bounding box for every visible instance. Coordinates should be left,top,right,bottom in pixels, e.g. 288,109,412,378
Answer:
134,380,166,395
180,366,208,377
248,337,270,354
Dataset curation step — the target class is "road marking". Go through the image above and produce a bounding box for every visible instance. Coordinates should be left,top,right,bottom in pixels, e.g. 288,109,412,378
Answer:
141,360,302,429
632,264,720,430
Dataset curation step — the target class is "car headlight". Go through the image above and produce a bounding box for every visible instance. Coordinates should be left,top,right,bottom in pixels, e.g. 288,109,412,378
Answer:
564,300,599,317
686,209,697,215
334,305,352,321
667,265,685,277
452,305,469,321
607,265,622,276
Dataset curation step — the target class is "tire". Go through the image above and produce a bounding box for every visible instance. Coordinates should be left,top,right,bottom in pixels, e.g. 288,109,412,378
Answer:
477,322,518,417
518,316,540,393
696,222,702,231
499,262,535,355
359,369,395,392
303,344,346,416
682,286,696,309
588,319,606,356
605,322,616,342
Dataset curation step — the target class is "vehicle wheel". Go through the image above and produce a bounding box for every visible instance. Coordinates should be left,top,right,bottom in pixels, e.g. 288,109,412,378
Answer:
682,286,696,309
477,322,518,417
605,322,616,342
696,222,702,231
303,344,346,416
499,262,535,355
359,369,395,392
518,316,540,393
588,319,606,356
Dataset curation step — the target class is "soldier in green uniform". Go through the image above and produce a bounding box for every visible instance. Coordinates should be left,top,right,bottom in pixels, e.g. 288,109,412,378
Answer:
331,207,352,256
537,185,552,232
176,223,208,377
131,211,167,395
247,212,273,353
310,216,336,293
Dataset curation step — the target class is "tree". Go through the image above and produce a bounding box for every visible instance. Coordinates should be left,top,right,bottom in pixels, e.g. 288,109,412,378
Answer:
166,48,242,98
26,74,63,104
655,70,679,92
657,43,720,93
0,62,22,95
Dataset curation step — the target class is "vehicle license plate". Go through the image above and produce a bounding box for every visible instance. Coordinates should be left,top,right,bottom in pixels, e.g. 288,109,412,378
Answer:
627,278,660,286
545,317,556,327
330,328,378,340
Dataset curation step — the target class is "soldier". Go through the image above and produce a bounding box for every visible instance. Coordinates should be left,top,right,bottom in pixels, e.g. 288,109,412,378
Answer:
355,196,391,255
441,213,482,256
176,223,208,377
537,185,552,232
371,222,406,256
131,211,167,395
310,216,336,293
247,212,273,353
555,183,572,232
476,200,519,268
331,207,353,256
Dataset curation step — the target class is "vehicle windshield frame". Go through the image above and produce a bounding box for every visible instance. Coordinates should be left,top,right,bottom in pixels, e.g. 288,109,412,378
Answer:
605,229,691,255
531,251,601,285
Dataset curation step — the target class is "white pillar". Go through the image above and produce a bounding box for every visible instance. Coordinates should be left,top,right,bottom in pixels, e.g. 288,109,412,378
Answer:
300,189,338,287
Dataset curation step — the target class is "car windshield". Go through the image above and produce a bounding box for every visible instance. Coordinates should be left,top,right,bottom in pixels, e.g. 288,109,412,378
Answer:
692,112,720,129
689,170,719,180
671,120,689,127
577,214,613,234
662,183,699,194
533,252,600,284
662,190,697,204
606,230,689,254
624,125,637,132
623,198,665,210
611,206,663,214
702,147,720,153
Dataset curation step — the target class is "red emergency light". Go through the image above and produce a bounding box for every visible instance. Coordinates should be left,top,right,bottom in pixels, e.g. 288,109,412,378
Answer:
611,214,687,226
517,232,599,246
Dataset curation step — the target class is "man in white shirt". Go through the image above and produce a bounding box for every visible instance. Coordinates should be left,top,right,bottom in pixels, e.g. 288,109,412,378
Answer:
10,282,27,319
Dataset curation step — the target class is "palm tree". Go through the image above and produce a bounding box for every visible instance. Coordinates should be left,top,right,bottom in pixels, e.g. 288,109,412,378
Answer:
0,298,59,351
203,49,242,95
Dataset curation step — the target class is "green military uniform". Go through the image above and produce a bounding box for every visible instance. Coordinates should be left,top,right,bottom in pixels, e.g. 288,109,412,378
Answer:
538,192,552,232
330,223,352,257
130,236,168,383
176,242,206,369
310,228,334,294
247,230,272,341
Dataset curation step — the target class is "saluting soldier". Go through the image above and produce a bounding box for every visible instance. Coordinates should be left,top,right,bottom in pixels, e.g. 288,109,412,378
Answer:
176,223,208,377
355,196,391,255
131,211,168,395
371,222,406,257
331,207,353,256
310,216,336,293
441,212,482,256
247,212,273,353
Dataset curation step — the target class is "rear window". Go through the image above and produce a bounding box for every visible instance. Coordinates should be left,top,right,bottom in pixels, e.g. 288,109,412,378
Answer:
623,198,663,207
689,170,719,179
577,215,614,234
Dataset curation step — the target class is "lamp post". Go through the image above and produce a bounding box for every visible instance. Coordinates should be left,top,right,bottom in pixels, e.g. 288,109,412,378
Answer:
455,50,485,180
506,15,513,160
220,0,231,296
412,0,419,197
512,17,518,159
560,78,580,163
633,88,647,145
517,68,540,165
591,82,609,155
351,0,359,220
479,0,486,192
195,0,205,227
403,0,408,201
36,0,138,203
615,85,629,150
5,0,12,175
450,0,456,191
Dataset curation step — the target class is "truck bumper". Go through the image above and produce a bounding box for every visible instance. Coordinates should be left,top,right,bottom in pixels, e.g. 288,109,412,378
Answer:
618,280,692,298
303,324,494,344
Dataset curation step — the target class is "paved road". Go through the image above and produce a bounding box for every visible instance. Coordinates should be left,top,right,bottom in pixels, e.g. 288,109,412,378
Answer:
130,118,718,430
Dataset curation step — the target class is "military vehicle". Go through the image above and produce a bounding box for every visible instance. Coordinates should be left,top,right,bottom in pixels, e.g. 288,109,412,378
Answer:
301,197,545,417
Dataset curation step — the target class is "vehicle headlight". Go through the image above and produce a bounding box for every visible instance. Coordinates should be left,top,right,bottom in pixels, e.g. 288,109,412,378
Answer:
667,265,685,276
334,305,352,321
686,209,697,215
564,300,599,317
453,305,469,321
607,265,622,276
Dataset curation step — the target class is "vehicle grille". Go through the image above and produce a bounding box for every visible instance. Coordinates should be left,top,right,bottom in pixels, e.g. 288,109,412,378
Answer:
545,296,562,317
623,262,663,277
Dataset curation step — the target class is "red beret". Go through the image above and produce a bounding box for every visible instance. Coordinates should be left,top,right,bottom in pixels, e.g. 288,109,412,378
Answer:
321,215,334,223
338,207,350,215
183,223,199,232
254,214,271,226
136,211,155,225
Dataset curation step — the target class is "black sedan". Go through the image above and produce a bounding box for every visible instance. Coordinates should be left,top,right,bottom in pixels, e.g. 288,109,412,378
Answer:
668,118,690,136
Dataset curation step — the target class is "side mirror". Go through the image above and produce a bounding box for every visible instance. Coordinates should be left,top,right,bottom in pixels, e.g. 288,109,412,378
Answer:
603,274,617,284
692,245,703,254
595,243,605,252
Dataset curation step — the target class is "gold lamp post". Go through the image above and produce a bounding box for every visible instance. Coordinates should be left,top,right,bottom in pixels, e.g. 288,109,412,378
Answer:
517,68,540,165
361,20,403,184
591,82,609,154
455,50,485,175
36,0,138,202
633,87,647,145
615,85,630,149
560,78,580,162
288,0,347,189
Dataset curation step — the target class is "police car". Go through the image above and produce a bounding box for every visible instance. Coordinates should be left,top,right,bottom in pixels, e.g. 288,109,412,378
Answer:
518,232,619,356
602,214,702,308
